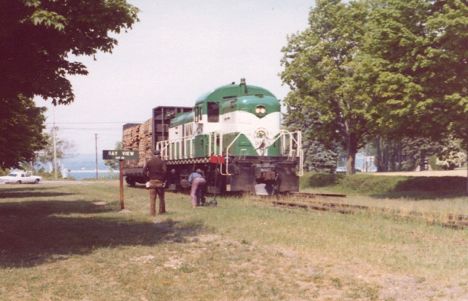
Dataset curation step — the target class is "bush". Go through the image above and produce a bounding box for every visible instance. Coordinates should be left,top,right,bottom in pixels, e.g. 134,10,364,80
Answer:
306,173,343,187
301,173,467,197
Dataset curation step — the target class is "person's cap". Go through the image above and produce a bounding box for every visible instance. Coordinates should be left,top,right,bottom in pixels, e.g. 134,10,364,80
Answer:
196,168,202,173
154,149,160,155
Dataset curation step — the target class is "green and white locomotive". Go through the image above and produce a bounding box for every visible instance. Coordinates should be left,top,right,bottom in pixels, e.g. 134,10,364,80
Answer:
122,79,303,194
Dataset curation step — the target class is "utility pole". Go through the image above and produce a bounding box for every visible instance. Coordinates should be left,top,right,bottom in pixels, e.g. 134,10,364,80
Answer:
95,133,99,180
52,106,58,180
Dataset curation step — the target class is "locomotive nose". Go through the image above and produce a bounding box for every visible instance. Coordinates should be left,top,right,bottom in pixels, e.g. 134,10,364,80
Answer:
254,128,269,151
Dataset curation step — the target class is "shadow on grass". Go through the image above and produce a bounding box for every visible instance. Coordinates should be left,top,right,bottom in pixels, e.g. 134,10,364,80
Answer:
371,176,468,199
0,199,204,268
0,186,75,199
305,173,467,199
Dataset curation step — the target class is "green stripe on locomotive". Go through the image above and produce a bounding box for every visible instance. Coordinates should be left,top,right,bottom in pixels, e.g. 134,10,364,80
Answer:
190,133,281,158
222,133,281,157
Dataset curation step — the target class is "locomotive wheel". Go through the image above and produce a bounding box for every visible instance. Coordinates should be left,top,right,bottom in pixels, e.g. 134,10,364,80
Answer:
125,177,136,187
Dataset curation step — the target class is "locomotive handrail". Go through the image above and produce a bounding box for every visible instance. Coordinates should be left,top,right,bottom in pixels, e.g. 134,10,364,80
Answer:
208,132,223,157
269,129,303,176
220,132,243,176
269,130,300,155
157,137,187,161
156,129,303,176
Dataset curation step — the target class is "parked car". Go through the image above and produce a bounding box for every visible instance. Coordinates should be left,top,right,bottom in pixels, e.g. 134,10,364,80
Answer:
0,171,42,184
335,166,361,173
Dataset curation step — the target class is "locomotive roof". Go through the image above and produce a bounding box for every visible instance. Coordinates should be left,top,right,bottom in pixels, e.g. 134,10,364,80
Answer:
195,81,276,105
170,111,193,126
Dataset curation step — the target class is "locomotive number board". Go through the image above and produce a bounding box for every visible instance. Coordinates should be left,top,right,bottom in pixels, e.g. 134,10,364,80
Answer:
103,150,139,160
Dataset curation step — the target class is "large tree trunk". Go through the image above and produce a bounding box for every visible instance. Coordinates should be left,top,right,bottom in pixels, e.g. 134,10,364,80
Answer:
346,133,357,175
375,137,383,172
375,137,389,172
419,150,427,171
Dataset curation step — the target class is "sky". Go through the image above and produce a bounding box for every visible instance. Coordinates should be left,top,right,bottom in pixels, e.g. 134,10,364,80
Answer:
35,0,313,155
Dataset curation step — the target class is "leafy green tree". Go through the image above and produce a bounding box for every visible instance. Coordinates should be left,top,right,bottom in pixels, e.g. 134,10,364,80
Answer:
304,140,338,173
356,0,467,145
0,95,46,169
282,0,467,178
373,137,443,171
104,142,122,171
435,138,466,170
281,0,369,174
36,127,76,172
0,0,139,105
0,0,138,169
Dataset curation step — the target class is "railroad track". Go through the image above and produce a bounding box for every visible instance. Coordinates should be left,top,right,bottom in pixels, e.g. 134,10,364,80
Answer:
252,192,468,230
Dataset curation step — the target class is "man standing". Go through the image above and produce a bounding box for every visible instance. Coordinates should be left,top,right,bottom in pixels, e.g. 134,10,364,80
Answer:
143,149,167,216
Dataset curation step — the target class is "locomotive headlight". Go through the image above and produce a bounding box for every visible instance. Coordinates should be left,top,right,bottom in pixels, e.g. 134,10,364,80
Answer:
255,105,267,116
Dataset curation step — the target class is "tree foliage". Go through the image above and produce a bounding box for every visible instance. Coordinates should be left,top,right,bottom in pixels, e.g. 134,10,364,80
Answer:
36,128,76,171
373,137,444,171
281,0,369,174
281,0,467,174
356,0,467,143
104,141,122,171
0,96,46,169
0,0,139,105
0,0,138,169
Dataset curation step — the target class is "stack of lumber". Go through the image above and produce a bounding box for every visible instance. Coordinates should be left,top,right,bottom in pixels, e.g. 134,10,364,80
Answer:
122,118,153,167
137,119,153,166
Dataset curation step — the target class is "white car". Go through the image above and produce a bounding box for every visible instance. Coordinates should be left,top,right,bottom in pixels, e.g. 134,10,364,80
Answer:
0,171,42,184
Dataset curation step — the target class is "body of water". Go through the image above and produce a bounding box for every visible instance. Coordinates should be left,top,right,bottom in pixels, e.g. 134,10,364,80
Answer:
67,170,119,180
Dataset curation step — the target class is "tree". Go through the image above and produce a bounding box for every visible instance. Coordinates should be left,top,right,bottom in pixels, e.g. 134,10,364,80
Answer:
435,138,466,170
36,127,76,173
373,137,444,172
104,142,122,171
0,95,46,169
0,0,139,105
0,0,138,169
359,0,467,191
282,0,467,178
355,0,467,143
304,140,339,173
281,0,369,174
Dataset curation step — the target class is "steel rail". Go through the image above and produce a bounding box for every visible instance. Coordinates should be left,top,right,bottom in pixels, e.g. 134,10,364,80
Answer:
251,192,467,230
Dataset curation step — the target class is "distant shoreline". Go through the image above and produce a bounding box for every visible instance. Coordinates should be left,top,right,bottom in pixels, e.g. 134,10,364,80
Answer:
69,169,116,173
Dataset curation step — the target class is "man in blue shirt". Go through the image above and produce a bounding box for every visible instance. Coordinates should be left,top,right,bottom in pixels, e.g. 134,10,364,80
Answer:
188,169,206,208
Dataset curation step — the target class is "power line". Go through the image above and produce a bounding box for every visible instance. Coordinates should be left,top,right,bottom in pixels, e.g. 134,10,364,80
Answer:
51,127,121,130
45,121,140,125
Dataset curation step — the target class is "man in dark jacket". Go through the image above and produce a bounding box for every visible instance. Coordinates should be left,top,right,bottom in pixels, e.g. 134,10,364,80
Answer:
143,149,167,216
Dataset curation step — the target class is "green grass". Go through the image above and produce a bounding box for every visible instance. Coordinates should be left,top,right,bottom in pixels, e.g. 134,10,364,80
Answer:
302,172,468,225
0,182,467,300
302,172,468,198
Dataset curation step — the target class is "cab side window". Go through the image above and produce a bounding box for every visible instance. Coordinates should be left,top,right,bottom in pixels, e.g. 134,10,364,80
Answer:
207,102,219,122
194,106,203,122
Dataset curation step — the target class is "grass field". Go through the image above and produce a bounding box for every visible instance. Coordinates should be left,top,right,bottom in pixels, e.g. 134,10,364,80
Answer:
0,180,467,300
